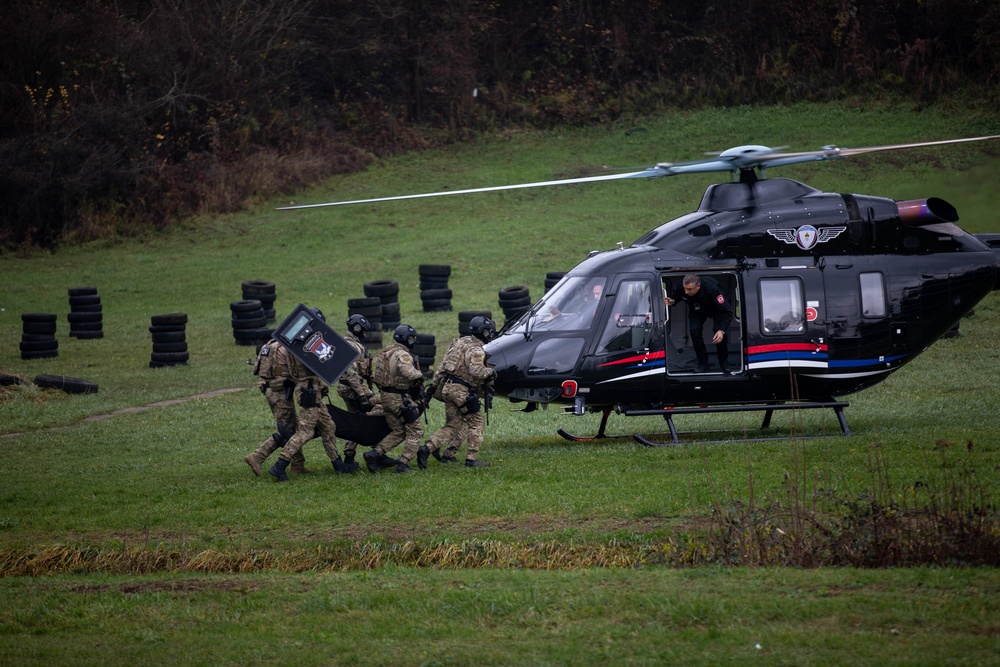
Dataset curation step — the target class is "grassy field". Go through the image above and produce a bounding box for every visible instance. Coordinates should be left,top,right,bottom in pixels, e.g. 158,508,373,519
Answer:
2,101,1000,665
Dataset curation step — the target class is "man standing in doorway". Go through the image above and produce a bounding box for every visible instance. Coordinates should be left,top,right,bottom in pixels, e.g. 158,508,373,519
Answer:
664,274,733,373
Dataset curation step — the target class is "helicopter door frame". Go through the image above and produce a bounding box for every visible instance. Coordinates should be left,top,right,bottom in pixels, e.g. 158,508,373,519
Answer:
660,271,744,376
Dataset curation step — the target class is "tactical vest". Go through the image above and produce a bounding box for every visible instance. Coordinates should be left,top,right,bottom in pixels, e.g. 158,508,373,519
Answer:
254,340,281,381
371,346,400,388
442,337,476,382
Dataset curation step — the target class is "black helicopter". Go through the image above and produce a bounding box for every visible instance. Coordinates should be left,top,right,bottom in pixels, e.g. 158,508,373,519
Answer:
280,137,1000,443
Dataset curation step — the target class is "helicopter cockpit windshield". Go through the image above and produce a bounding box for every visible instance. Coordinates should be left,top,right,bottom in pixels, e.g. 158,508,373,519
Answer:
509,276,608,334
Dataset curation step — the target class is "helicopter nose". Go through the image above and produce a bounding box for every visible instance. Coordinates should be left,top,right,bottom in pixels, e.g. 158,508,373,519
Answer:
485,343,514,395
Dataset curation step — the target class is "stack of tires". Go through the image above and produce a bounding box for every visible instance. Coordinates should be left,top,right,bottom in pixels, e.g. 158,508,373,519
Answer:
149,313,189,367
498,285,532,324
412,333,437,381
544,271,567,292
241,280,277,323
364,279,400,332
67,287,104,339
230,300,272,346
458,310,493,337
420,264,452,312
20,313,58,360
348,296,384,351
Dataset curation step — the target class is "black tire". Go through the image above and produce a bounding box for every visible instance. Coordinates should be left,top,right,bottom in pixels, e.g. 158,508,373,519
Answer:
418,264,451,277
419,277,450,290
233,327,272,343
21,349,58,360
363,331,383,344
22,312,57,322
458,310,493,322
23,321,57,335
417,355,435,369
412,343,437,357
414,333,435,344
241,280,275,296
347,296,382,309
68,286,99,297
499,285,530,300
19,339,58,352
70,330,104,339
151,331,187,344
422,298,453,309
33,374,98,394
68,321,103,332
68,294,101,307
67,312,103,324
420,288,453,300
230,300,263,313
70,303,103,313
498,295,532,309
364,279,400,298
153,341,188,353
150,351,190,363
381,302,400,316
151,313,187,326
232,316,267,330
347,305,382,318
149,324,186,334
0,374,26,386
20,333,57,342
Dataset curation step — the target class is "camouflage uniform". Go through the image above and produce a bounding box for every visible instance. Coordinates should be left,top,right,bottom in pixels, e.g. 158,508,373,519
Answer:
369,342,424,466
424,335,495,463
335,334,376,462
275,354,341,468
245,340,307,475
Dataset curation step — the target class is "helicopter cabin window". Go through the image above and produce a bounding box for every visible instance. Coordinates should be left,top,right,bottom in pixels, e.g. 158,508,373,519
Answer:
760,278,805,334
527,338,584,375
859,272,887,318
596,280,653,354
514,275,607,333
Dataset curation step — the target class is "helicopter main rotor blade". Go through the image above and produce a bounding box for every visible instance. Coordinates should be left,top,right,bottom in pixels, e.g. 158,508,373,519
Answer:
754,135,1000,170
275,167,672,210
276,135,1000,210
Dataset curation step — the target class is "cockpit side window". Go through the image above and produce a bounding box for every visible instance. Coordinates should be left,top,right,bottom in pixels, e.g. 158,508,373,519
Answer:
596,280,653,353
760,278,805,334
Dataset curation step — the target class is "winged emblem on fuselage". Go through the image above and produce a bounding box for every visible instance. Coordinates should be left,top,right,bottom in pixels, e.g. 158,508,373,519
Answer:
767,225,847,250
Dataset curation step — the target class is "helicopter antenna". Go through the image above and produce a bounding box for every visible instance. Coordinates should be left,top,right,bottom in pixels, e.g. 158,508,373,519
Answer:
276,135,1000,210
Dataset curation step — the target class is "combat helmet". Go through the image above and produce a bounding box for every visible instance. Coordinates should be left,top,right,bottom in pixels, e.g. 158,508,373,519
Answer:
468,316,497,343
392,324,417,349
346,314,371,340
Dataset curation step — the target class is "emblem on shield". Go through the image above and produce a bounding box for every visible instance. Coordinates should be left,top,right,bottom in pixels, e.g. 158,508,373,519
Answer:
304,332,335,363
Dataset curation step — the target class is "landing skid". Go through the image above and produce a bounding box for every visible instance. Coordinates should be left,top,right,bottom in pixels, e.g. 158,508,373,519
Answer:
556,409,630,441
556,401,852,445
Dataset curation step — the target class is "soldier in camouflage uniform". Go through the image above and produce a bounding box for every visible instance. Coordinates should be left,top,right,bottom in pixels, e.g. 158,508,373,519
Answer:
419,316,497,468
245,338,308,476
336,314,377,473
268,310,348,481
364,324,425,474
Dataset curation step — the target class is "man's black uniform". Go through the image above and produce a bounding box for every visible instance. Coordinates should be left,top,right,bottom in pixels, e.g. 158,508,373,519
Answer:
667,276,733,372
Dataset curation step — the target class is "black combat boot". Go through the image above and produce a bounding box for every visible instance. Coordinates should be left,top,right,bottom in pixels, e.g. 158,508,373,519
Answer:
431,447,442,462
363,449,381,473
332,456,350,474
396,461,414,473
268,457,291,481
342,451,360,473
416,445,430,470
378,452,400,469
